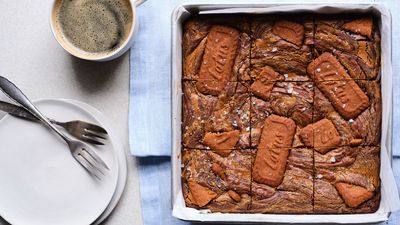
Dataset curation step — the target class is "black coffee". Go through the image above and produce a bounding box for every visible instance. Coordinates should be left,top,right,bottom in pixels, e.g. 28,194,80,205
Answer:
57,0,133,53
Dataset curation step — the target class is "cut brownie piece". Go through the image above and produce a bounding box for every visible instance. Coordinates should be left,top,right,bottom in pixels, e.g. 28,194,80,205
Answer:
251,15,314,81
251,80,314,148
314,16,380,80
182,81,251,150
250,148,314,213
314,146,380,213
181,149,253,212
312,80,381,148
182,15,251,82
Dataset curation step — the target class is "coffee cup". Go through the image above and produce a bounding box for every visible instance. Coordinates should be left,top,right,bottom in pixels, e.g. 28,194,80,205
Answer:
50,0,144,61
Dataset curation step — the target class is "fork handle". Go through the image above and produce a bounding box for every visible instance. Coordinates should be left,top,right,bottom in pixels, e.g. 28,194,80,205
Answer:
0,76,70,142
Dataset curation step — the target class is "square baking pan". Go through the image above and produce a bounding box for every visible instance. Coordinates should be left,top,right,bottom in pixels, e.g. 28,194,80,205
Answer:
171,3,399,223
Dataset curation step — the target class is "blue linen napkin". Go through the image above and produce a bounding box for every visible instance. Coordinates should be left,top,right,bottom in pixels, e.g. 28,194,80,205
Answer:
129,0,400,224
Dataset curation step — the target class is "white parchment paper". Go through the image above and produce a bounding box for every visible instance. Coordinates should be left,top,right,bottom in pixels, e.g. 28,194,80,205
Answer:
171,3,400,223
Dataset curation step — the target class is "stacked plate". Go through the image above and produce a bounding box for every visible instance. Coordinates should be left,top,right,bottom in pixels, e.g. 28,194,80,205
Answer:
0,99,127,225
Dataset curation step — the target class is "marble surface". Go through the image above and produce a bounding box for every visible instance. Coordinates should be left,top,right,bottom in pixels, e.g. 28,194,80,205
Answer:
0,0,142,224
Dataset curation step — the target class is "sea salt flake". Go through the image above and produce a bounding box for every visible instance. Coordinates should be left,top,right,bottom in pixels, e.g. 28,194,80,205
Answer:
283,73,289,79
329,157,336,163
287,83,293,94
316,174,323,179
232,120,238,126
316,68,321,72
246,127,250,132
272,47,278,52
349,119,354,123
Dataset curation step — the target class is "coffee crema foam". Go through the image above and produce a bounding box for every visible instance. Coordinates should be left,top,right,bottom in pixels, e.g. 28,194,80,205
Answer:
57,0,133,54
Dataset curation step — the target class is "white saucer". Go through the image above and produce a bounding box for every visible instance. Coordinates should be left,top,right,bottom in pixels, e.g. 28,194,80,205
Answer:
0,99,119,225
63,99,128,225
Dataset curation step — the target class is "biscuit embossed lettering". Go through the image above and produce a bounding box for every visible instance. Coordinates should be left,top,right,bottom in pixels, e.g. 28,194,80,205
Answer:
252,115,296,187
272,20,304,46
300,119,341,153
197,25,239,96
308,53,369,119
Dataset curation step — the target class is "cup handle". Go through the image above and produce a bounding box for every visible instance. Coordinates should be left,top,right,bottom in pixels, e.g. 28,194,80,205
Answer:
134,0,146,7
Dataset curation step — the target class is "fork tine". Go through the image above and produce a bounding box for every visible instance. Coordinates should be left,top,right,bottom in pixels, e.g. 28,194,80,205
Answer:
79,150,105,175
80,122,108,134
74,153,102,179
83,147,110,170
84,129,107,140
81,135,105,145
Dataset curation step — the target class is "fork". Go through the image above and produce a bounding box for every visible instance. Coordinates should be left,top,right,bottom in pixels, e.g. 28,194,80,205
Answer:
0,76,109,179
0,100,108,145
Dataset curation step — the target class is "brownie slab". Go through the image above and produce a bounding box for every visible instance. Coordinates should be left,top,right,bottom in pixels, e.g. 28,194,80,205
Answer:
314,146,380,213
250,148,314,214
314,16,380,80
182,81,251,150
251,15,314,81
182,15,251,82
181,149,253,212
251,80,315,148
310,80,381,148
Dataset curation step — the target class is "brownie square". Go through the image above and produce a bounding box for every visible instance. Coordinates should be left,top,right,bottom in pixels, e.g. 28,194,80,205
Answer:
314,146,380,213
250,147,314,213
181,149,253,212
182,81,251,150
182,15,251,82
250,81,315,148
310,80,381,147
251,15,314,81
314,16,380,80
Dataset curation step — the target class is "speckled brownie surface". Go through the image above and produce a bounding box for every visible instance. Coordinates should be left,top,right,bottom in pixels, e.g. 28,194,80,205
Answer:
181,13,381,214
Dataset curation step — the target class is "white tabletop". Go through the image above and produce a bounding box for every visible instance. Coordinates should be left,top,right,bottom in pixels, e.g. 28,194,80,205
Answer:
0,0,142,224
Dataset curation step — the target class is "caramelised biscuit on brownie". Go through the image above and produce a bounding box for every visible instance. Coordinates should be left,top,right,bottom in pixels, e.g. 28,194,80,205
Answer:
250,115,313,213
314,16,380,80
250,147,314,214
306,80,381,149
314,146,380,213
250,72,314,148
182,15,251,82
251,15,314,81
182,81,251,150
181,149,253,212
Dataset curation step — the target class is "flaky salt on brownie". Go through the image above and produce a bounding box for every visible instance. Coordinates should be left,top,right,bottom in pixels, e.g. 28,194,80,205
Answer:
314,16,380,80
182,15,251,82
250,115,313,213
181,149,253,212
304,52,381,148
251,14,314,82
182,81,251,150
314,146,380,213
181,13,382,215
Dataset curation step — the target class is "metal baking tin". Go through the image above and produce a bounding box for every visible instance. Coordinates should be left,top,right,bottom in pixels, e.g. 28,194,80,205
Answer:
171,3,395,223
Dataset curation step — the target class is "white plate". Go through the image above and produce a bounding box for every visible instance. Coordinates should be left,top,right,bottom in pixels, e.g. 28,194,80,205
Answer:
63,99,128,225
0,99,119,225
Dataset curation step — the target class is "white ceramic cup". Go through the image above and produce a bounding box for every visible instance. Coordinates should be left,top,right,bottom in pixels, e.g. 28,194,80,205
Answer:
50,0,145,61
